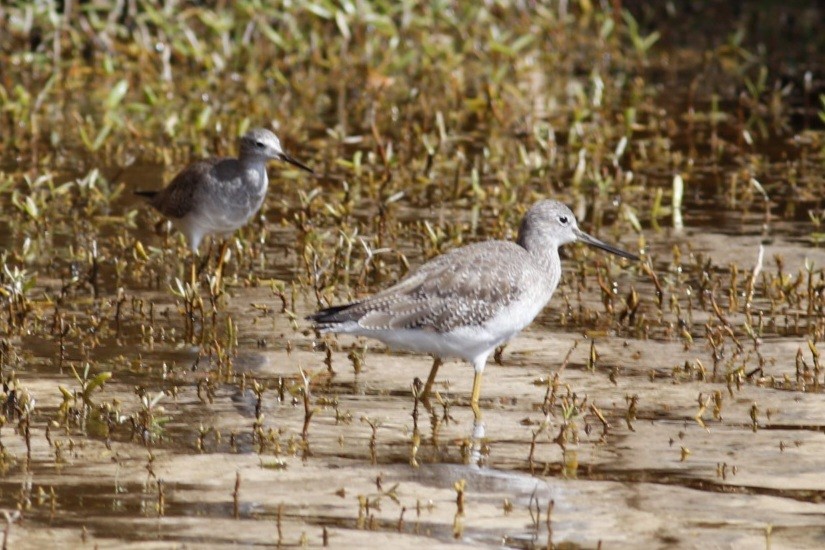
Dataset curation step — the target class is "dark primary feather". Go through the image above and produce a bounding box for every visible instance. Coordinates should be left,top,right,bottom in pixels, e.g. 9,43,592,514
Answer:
310,241,538,333
307,302,364,324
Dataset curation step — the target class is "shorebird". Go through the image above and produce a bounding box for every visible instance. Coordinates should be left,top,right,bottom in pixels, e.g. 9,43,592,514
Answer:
308,200,639,419
136,127,313,252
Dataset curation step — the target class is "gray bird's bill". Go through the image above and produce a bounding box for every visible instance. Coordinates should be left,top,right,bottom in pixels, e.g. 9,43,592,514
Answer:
280,153,314,173
573,227,639,261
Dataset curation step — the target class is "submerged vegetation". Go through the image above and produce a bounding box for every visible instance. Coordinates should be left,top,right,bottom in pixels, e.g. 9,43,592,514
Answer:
0,0,823,546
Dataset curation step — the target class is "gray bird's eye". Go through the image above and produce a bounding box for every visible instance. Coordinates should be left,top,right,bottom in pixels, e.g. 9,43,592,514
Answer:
558,215,569,224
255,141,265,147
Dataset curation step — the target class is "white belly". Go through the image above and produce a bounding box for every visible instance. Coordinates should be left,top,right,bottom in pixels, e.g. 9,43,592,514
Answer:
329,291,553,368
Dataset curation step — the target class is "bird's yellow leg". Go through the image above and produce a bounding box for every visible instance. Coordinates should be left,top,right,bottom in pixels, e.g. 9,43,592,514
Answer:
470,370,483,420
420,357,442,409
214,240,230,289
189,254,197,288
193,239,216,280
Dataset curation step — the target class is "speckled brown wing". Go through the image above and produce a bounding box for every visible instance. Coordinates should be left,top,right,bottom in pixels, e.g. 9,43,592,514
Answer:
314,241,534,333
148,159,221,219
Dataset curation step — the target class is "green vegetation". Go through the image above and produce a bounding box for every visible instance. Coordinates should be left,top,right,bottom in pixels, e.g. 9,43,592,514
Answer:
0,0,823,546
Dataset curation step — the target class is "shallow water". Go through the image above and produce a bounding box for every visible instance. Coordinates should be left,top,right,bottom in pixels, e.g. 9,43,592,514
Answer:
1,1,824,548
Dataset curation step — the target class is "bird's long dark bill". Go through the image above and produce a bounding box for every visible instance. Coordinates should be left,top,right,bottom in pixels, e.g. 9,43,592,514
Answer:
280,152,314,174
574,227,639,261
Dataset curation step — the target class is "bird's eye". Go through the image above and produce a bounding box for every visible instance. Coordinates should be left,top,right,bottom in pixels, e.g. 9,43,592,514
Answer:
558,215,569,225
255,141,265,148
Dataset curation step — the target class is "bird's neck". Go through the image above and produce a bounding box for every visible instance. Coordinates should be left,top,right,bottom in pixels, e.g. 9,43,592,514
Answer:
238,153,267,169
532,245,562,288
517,232,563,290
238,156,269,191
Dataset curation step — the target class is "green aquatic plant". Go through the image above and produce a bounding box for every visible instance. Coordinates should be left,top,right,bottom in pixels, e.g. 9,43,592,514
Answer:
809,210,825,246
0,262,36,331
57,363,112,431
0,0,822,545
621,10,660,63
131,390,168,445
68,168,126,216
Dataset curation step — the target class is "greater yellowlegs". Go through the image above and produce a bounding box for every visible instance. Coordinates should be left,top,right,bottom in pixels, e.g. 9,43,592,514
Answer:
308,200,639,418
136,128,313,251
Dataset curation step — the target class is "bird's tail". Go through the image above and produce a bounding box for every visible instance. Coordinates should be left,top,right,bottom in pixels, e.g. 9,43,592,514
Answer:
134,190,158,199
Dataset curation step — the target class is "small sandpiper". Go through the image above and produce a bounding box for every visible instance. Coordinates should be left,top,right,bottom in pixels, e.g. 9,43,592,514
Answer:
308,200,639,419
136,127,313,252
